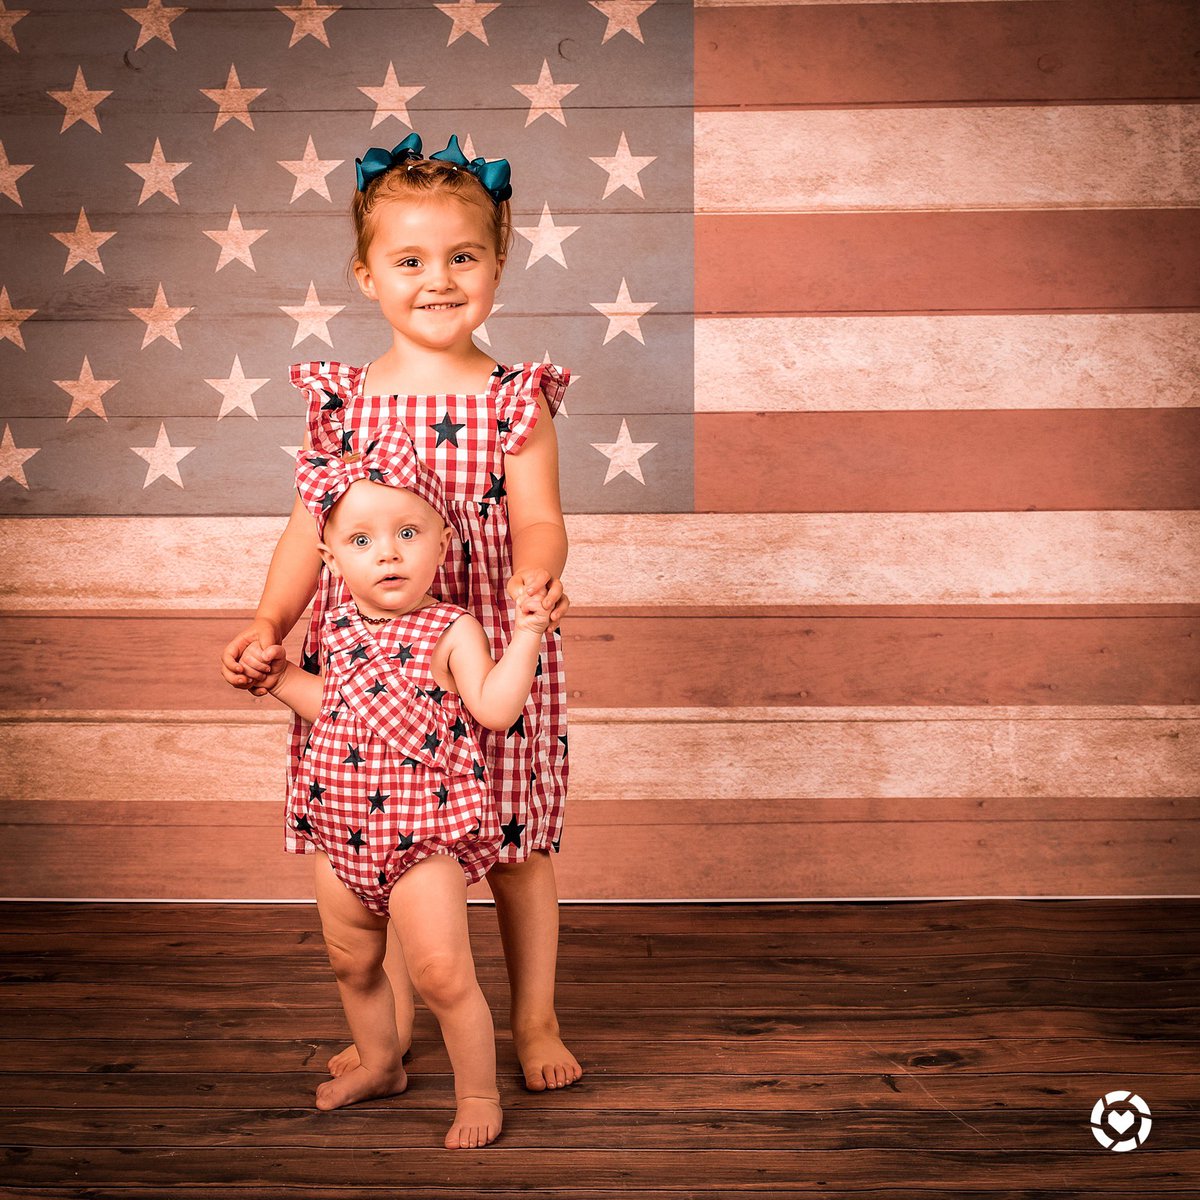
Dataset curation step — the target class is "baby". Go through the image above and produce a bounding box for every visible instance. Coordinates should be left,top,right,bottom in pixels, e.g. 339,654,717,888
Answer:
250,423,549,1148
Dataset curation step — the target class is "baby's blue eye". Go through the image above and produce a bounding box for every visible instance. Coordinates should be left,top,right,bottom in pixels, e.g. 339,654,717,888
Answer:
399,528,415,540
352,534,370,547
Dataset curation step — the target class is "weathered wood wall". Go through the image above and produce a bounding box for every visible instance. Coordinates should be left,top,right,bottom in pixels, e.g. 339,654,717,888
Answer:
2,0,1198,899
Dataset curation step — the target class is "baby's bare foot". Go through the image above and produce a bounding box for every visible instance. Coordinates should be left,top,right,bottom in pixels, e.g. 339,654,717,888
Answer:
327,1035,411,1077
514,1023,583,1092
444,1094,503,1149
315,1061,407,1111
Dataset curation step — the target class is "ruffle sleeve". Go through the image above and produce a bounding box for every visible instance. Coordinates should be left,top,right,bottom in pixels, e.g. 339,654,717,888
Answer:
289,361,357,455
495,361,571,455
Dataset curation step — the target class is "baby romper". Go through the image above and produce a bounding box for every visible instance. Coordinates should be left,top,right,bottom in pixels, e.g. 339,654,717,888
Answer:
286,598,502,914
285,360,571,867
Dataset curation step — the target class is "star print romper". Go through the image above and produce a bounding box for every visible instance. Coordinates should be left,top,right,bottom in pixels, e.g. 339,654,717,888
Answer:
284,359,571,866
286,599,502,915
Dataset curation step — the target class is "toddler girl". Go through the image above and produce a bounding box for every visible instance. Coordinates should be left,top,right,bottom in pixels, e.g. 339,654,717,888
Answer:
221,132,582,1092
255,418,549,1148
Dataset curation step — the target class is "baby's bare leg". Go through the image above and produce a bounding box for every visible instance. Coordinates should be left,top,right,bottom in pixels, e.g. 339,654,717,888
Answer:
389,855,502,1149
328,923,415,1076
312,853,408,1110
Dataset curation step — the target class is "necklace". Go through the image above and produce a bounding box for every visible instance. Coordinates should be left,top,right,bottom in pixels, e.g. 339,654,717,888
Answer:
356,608,392,626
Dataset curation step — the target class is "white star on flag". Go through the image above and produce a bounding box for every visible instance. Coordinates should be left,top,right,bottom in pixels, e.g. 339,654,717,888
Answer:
357,64,423,130
132,422,194,488
281,281,344,347
515,203,579,269
51,208,116,274
0,285,35,349
280,444,301,461
591,132,656,198
279,136,343,202
55,356,117,421
591,418,656,485
0,2,29,52
200,65,266,131
475,301,502,346
0,140,33,205
513,60,577,127
124,0,186,50
206,355,269,418
591,277,656,344
436,0,499,45
276,0,340,47
589,0,656,43
204,206,267,271
48,67,112,133
129,283,192,348
126,138,190,204
0,424,39,488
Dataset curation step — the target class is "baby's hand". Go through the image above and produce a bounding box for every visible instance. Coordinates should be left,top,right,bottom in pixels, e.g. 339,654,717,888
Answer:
246,643,288,698
506,569,570,631
514,587,551,637
221,619,280,690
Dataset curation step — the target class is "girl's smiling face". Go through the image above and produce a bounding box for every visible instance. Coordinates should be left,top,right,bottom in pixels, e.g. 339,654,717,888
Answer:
318,480,452,619
352,194,504,355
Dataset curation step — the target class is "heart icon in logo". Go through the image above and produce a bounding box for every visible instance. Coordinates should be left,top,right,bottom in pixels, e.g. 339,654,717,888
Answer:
1108,1110,1135,1134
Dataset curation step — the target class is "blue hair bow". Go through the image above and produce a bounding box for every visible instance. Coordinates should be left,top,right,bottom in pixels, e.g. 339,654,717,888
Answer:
354,132,423,192
354,132,512,205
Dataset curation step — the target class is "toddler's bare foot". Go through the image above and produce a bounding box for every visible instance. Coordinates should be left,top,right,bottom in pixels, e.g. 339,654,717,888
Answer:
445,1094,503,1149
514,1022,583,1091
315,1061,407,1111
328,1034,411,1077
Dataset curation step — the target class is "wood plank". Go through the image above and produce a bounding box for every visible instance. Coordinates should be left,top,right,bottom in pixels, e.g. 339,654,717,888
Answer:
696,106,1200,212
1,1105,1197,1151
4,1034,1194,1077
695,210,1200,316
6,712,1196,803
3,1146,1198,1189
695,0,1200,107
693,314,1200,413
7,613,1200,711
2,806,1197,899
5,512,1199,608
695,410,1200,512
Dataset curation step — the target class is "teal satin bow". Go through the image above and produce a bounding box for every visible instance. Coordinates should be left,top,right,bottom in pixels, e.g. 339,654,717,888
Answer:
354,132,512,205
354,132,423,192
429,134,512,205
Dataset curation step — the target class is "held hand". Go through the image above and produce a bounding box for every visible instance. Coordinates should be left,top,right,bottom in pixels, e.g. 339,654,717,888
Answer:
506,569,569,631
252,644,290,698
220,620,280,690
514,588,552,637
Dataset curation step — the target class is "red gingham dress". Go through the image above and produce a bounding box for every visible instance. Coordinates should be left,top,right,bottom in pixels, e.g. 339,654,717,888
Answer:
284,359,571,865
287,599,502,915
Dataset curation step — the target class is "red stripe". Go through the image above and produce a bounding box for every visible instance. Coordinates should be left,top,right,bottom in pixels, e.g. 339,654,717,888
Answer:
696,0,1200,108
696,410,1200,512
695,210,1200,315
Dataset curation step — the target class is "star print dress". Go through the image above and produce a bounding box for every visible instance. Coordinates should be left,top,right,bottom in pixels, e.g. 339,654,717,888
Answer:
287,599,501,915
284,359,571,866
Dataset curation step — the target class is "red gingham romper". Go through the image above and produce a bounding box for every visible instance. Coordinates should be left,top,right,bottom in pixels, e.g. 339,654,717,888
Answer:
287,598,502,915
284,360,571,866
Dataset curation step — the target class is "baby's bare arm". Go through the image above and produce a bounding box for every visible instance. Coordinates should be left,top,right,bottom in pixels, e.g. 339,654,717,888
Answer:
261,651,323,725
442,603,547,731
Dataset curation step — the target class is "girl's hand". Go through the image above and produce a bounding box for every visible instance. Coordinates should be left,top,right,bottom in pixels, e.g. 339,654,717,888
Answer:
221,620,281,690
506,569,570,631
251,644,290,697
514,588,552,637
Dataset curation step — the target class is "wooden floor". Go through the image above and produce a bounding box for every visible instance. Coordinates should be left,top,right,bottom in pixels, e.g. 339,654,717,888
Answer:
0,899,1197,1198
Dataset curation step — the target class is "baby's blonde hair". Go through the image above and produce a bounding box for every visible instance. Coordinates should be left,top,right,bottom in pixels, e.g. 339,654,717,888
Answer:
350,156,513,273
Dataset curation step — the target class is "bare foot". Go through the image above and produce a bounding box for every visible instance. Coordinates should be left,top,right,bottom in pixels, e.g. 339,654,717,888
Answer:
445,1094,503,1149
315,1061,408,1111
327,1035,411,1077
514,1023,583,1092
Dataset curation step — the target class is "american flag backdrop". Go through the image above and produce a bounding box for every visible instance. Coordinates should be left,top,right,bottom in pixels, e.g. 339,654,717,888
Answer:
2,0,1199,900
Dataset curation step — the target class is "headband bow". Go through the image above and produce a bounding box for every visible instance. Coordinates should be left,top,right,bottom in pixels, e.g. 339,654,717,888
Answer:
295,423,455,542
354,133,512,205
